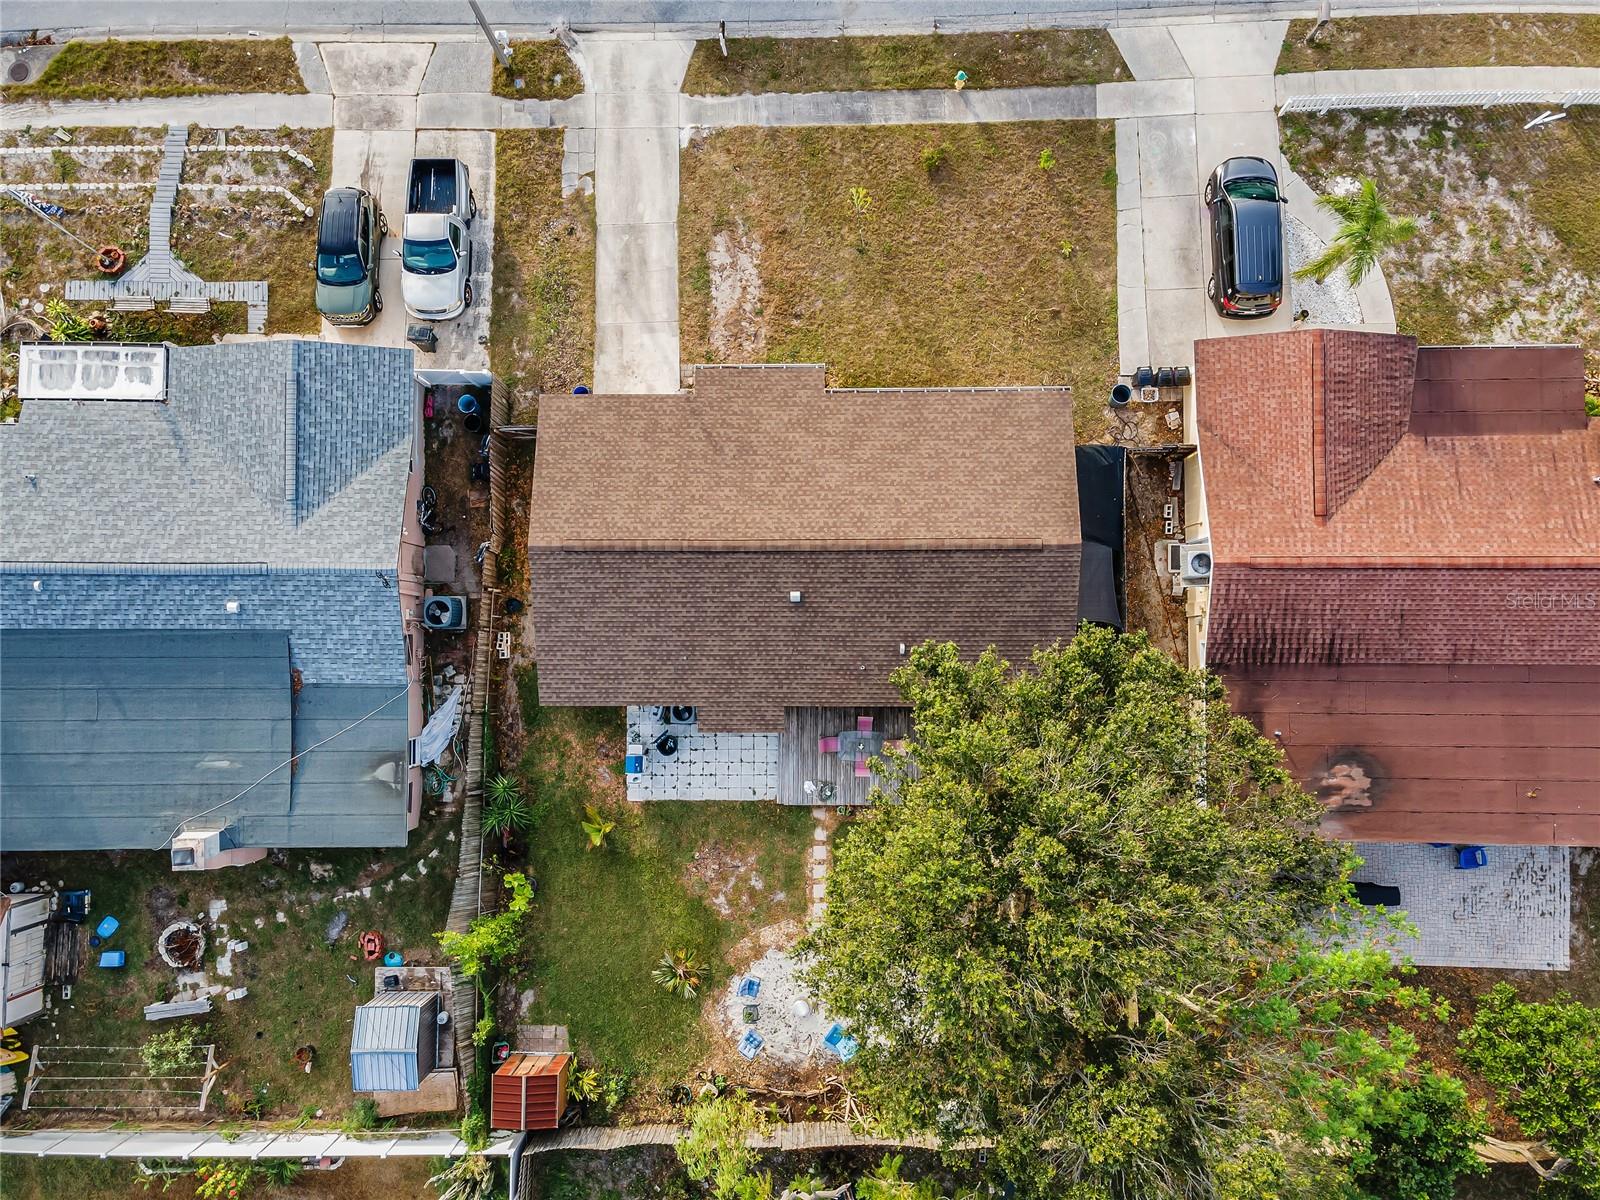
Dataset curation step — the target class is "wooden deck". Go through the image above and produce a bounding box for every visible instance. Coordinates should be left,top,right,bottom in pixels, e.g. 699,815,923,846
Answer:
778,706,913,806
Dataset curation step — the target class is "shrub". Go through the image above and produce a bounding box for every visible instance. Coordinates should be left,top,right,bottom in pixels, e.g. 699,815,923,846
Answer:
1348,1068,1487,1200
460,1107,489,1152
140,1027,203,1077
676,1092,774,1200
1038,147,1057,171
344,1096,381,1132
193,1161,256,1200
580,804,614,850
653,948,708,999
1459,983,1600,1188
436,871,535,976
429,1153,496,1200
921,143,950,174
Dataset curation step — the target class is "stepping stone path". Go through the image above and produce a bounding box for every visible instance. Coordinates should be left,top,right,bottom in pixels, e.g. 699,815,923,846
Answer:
809,808,831,926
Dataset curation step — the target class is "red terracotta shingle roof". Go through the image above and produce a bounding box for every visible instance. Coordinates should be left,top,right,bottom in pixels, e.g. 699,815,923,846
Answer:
1196,329,1600,845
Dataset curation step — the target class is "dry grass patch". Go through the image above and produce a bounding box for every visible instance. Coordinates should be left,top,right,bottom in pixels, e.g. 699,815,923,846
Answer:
491,39,584,99
4,37,306,99
1278,14,1600,72
490,130,595,422
683,30,1128,94
1281,108,1600,388
679,122,1119,438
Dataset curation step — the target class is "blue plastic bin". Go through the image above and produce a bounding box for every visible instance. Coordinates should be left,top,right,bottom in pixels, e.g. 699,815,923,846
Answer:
94,915,119,940
98,950,126,969
624,753,645,775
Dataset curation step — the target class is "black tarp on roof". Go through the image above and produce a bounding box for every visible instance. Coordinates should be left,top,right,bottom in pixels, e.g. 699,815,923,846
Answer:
1075,445,1126,631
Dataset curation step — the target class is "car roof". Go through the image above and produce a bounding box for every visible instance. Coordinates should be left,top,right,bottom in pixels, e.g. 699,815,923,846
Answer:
1231,200,1283,290
318,189,364,254
1218,156,1278,183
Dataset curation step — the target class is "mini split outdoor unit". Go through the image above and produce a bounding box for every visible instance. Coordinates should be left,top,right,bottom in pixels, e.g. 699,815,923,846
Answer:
1167,540,1213,585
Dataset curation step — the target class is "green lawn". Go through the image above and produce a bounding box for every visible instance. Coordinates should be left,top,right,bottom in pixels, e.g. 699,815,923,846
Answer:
679,121,1120,439
511,678,812,1087
682,30,1128,94
1278,14,1600,72
489,130,596,422
3,37,306,100
491,40,584,99
4,815,456,1122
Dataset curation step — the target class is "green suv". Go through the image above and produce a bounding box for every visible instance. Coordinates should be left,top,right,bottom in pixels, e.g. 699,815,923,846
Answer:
315,187,386,326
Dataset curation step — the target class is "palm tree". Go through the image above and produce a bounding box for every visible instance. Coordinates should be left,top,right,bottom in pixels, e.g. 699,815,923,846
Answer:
1294,177,1418,287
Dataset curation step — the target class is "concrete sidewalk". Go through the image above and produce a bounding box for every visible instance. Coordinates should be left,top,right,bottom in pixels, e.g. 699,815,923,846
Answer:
0,93,333,129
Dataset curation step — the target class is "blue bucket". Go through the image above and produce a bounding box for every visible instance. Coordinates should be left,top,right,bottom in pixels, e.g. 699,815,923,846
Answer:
457,393,479,416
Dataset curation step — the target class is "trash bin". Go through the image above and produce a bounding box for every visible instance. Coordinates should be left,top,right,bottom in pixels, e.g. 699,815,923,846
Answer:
406,324,438,353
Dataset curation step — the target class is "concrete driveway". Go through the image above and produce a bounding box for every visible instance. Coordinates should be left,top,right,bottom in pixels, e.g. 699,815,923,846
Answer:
1113,20,1293,374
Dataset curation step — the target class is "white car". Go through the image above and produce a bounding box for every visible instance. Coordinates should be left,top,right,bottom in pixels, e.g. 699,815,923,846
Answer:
401,158,476,321
401,213,473,320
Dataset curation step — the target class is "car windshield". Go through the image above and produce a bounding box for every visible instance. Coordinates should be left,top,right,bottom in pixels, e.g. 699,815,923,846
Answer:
403,238,457,275
1225,177,1279,202
316,251,365,286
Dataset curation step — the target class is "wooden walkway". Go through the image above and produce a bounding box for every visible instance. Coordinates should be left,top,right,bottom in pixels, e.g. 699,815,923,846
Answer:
520,1121,947,1155
778,707,912,806
443,381,514,1076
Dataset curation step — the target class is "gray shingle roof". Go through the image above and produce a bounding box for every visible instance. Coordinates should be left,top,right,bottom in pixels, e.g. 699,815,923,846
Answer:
2,340,417,569
0,340,419,853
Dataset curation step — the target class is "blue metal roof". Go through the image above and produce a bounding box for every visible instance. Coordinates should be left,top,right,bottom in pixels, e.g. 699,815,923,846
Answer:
350,991,437,1092
0,629,292,852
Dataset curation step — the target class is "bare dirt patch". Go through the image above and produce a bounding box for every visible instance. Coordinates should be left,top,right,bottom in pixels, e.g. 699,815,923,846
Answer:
707,222,765,360
683,843,769,918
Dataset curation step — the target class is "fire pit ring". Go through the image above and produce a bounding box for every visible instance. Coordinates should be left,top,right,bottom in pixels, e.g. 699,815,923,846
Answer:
156,920,207,969
94,245,126,276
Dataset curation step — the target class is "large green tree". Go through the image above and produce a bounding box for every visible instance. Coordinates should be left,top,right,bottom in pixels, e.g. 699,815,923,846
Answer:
805,629,1430,1199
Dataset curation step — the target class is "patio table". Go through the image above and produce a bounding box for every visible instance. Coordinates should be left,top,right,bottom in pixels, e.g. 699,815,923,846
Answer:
834,730,885,761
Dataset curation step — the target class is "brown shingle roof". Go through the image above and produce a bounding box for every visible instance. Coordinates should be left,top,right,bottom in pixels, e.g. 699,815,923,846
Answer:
528,366,1079,551
1197,330,1600,845
528,367,1082,729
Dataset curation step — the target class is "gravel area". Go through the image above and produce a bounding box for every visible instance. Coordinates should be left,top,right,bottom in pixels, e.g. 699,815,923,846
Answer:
718,947,837,1068
1285,214,1363,326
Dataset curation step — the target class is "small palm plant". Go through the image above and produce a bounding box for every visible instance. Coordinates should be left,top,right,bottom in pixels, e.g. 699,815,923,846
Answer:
653,948,707,999
847,186,873,220
427,1153,495,1200
1294,177,1418,287
481,775,533,845
580,803,615,851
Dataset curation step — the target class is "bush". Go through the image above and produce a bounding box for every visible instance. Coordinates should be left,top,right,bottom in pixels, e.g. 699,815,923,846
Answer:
460,1108,489,1152
921,142,950,173
1349,1068,1487,1200
676,1092,773,1200
343,1096,381,1132
436,871,535,977
1459,983,1600,1188
140,1027,203,1077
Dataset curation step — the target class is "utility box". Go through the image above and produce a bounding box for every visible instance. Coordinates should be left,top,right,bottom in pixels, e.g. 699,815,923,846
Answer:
490,1052,571,1130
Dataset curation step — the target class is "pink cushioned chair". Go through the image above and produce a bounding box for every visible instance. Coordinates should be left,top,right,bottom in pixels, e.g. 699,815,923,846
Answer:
856,715,874,733
854,752,870,778
818,736,839,754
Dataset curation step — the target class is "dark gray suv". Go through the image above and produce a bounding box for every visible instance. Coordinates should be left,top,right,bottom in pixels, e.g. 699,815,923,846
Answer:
1204,157,1287,319
315,187,386,326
